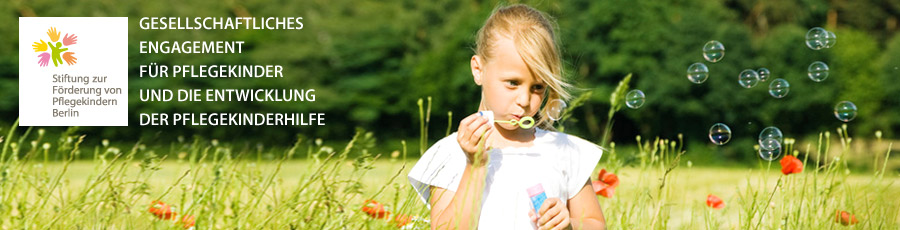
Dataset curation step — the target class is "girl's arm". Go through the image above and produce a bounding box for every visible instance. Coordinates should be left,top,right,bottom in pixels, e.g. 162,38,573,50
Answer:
429,113,493,229
428,163,488,230
567,179,607,230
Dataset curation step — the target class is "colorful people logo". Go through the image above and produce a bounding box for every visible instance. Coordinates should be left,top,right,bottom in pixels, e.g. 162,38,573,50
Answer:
32,27,77,67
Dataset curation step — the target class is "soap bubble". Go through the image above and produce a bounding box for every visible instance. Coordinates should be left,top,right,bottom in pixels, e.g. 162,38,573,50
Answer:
758,138,782,161
703,40,725,63
687,63,709,84
758,126,783,150
806,27,828,50
625,89,645,109
768,78,790,98
834,101,857,122
757,68,771,82
808,61,829,82
708,123,732,145
544,99,567,121
824,30,837,48
738,69,760,88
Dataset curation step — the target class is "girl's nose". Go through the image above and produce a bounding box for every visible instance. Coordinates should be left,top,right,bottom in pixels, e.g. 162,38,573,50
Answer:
515,88,530,109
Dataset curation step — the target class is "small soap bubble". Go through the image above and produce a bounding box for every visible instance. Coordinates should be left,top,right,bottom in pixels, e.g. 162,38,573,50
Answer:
738,69,760,88
708,123,732,145
703,40,725,63
544,99,567,121
824,30,837,48
834,101,857,122
625,89,645,109
768,78,790,98
758,126,783,150
687,63,709,84
757,68,771,82
758,138,782,161
806,27,828,50
808,61,829,82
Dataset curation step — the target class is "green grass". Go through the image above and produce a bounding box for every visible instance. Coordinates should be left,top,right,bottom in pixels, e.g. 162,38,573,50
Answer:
8,156,898,229
593,130,900,229
601,167,900,229
10,160,421,229
0,125,431,229
0,96,897,229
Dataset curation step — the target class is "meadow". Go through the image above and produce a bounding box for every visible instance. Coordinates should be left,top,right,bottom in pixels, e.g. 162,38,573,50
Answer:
1,117,898,229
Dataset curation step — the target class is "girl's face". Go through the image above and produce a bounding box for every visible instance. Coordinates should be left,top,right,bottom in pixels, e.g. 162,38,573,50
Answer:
472,36,546,131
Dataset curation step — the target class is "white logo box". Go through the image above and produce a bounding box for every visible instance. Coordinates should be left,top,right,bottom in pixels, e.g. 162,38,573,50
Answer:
19,17,128,126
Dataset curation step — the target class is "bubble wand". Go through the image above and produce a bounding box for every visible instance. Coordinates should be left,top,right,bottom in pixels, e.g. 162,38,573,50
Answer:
477,99,566,130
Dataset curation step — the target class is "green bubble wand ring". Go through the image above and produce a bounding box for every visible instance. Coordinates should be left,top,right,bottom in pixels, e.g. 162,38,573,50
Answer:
478,111,536,129
495,116,535,129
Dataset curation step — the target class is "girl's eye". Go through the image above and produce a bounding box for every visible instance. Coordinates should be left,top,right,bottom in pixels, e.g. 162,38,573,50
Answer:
506,80,519,87
532,84,545,92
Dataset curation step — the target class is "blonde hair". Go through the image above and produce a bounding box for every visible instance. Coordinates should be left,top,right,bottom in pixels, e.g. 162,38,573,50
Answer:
475,4,571,129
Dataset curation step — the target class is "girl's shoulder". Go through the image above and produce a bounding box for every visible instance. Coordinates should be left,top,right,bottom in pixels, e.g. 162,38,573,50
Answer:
430,132,461,151
536,129,603,152
408,133,468,202
419,132,465,160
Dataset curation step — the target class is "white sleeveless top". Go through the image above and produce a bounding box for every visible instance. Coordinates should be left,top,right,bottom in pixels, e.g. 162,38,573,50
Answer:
408,128,604,229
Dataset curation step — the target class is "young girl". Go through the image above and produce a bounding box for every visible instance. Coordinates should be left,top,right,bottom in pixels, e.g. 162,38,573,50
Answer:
408,4,607,230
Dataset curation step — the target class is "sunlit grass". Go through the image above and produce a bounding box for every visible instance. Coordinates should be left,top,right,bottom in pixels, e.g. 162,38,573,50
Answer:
0,93,897,229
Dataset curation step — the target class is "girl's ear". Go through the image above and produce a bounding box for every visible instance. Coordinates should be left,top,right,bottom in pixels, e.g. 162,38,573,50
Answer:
471,55,484,86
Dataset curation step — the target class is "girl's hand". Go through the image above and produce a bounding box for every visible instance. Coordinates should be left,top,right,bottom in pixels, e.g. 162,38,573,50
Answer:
529,198,572,230
457,113,493,166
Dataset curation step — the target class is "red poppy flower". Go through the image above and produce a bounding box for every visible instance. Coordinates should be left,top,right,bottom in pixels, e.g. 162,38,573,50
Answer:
835,210,859,226
391,213,413,227
706,194,724,209
362,200,420,228
592,169,619,198
780,155,803,175
362,199,390,219
179,214,196,228
149,201,196,229
149,200,177,220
